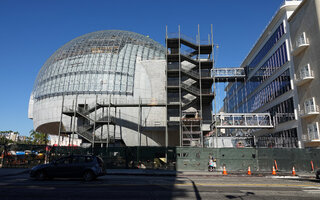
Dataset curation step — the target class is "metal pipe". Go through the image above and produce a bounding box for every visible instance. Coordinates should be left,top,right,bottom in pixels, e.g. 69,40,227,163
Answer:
58,95,65,147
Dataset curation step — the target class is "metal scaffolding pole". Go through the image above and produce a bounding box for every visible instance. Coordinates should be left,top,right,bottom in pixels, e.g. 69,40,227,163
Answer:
69,114,72,146
198,24,203,148
138,97,141,146
101,100,104,147
178,25,182,147
72,95,78,152
212,24,218,148
107,95,111,147
92,95,97,152
58,95,65,147
113,101,116,142
165,25,168,148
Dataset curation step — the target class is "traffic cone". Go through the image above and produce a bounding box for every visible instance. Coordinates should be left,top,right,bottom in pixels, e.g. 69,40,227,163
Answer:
223,166,228,175
292,166,296,176
272,166,277,175
274,160,278,171
311,161,314,172
247,166,252,175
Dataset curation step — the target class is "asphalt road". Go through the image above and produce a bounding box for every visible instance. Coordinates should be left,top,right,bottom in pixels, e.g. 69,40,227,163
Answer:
0,173,320,199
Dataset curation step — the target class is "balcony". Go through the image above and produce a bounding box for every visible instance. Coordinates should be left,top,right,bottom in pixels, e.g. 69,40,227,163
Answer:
309,131,320,141
292,32,309,56
300,105,319,118
296,68,314,86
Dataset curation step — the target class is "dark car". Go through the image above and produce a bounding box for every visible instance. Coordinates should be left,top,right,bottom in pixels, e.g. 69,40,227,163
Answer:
30,155,106,181
316,168,320,180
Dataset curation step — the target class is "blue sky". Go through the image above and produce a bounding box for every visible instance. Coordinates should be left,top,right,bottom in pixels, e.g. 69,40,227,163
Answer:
0,0,283,136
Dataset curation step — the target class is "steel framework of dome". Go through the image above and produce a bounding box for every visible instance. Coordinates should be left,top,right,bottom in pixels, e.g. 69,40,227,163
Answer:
32,30,165,100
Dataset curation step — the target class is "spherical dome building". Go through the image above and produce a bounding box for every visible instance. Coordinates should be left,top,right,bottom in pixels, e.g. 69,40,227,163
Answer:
28,30,167,146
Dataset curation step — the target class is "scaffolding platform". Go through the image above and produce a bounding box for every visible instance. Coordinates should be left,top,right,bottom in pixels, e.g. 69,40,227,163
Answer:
212,113,273,129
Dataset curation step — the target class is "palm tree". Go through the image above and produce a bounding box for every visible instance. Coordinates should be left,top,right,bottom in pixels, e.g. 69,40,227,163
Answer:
29,130,48,145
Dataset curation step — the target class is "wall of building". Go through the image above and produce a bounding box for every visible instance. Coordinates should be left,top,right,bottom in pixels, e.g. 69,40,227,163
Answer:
223,2,302,147
30,59,167,147
289,0,320,147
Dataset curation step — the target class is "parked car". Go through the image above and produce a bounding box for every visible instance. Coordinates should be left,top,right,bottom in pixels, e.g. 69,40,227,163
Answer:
30,155,106,181
316,168,320,180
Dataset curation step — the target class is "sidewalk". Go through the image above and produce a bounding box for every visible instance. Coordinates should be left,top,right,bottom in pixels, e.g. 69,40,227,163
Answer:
106,169,316,178
0,168,316,179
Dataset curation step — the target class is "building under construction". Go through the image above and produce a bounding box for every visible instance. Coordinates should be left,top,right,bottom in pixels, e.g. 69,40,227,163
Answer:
29,0,320,149
29,25,278,148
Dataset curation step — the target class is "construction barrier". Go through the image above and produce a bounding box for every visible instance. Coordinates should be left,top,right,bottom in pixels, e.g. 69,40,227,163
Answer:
0,145,319,172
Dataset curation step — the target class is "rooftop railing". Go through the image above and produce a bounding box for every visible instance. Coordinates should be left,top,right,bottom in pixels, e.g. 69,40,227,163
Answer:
98,98,166,105
167,32,212,45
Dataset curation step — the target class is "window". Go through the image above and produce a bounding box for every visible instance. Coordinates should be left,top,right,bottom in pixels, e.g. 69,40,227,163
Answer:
307,122,320,141
248,23,285,71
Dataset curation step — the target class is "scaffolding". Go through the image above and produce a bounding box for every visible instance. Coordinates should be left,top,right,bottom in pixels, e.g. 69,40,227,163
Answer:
166,25,214,147
165,25,274,147
56,26,273,148
58,96,166,148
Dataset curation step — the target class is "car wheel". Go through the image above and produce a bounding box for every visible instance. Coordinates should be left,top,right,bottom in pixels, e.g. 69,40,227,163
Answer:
36,171,46,181
83,171,95,181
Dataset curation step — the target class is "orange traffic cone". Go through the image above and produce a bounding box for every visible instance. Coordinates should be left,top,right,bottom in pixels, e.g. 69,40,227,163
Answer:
223,166,228,175
292,166,296,176
272,166,277,175
247,166,252,175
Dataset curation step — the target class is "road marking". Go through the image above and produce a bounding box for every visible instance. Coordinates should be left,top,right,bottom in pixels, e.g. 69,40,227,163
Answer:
303,190,320,193
302,186,320,194
174,183,320,188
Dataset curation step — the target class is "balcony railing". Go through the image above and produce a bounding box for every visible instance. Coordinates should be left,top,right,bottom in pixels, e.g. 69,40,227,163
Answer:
296,69,314,86
167,32,211,45
293,32,309,56
309,131,320,141
300,105,319,118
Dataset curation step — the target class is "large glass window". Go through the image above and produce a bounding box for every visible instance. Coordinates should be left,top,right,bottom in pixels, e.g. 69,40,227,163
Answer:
256,128,298,148
226,42,288,113
268,98,295,125
248,23,285,71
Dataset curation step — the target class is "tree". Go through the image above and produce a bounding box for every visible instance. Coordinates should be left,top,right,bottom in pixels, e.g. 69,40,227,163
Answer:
0,137,13,145
29,129,48,145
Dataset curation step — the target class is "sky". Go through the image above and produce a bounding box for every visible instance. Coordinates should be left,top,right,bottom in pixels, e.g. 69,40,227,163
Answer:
0,0,283,136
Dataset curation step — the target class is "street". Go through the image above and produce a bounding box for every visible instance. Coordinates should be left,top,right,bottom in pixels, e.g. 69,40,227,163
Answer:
0,173,320,199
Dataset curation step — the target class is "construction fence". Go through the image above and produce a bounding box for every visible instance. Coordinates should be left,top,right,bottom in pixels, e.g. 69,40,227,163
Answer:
1,144,319,172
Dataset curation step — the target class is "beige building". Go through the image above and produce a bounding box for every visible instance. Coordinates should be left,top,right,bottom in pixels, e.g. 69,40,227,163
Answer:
289,0,320,148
